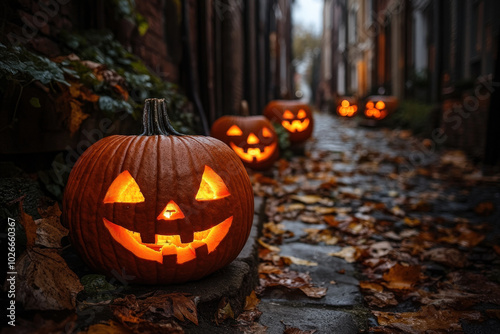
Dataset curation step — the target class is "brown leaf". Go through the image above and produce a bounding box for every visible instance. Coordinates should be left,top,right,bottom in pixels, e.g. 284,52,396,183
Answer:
369,241,393,258
237,308,263,323
112,84,129,100
244,290,261,311
111,293,196,333
298,212,321,224
19,202,37,249
474,201,495,216
299,286,327,299
308,206,338,215
259,268,311,290
365,291,399,308
215,297,234,324
258,238,281,252
80,321,132,334
69,99,89,134
80,86,100,102
34,203,68,248
170,293,199,325
381,264,421,291
373,305,482,333
283,256,318,266
303,228,339,245
415,288,479,309
283,323,317,334
359,282,384,293
237,321,268,334
290,194,331,205
15,248,83,310
323,215,339,227
422,248,467,268
329,246,359,263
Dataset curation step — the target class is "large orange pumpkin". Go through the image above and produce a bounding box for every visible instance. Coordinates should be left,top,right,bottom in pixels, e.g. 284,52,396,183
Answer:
211,115,279,170
63,98,254,284
263,100,314,144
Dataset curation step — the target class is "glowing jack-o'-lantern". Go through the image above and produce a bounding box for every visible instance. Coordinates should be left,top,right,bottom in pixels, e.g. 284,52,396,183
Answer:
63,98,254,284
211,115,279,170
264,100,314,144
336,97,358,117
364,95,398,120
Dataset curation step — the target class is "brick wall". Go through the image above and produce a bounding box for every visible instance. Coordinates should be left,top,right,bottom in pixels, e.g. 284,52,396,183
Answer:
132,0,181,82
3,0,77,57
2,0,180,83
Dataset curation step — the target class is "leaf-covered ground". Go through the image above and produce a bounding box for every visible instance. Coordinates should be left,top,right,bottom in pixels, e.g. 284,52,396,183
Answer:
249,112,500,333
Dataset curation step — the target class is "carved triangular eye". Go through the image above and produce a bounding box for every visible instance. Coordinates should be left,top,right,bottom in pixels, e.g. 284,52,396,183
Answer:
297,109,307,119
195,166,230,201
104,171,145,203
283,110,294,119
226,125,243,136
262,127,272,138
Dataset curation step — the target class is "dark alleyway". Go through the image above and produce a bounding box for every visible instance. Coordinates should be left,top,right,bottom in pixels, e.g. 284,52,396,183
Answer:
249,111,500,333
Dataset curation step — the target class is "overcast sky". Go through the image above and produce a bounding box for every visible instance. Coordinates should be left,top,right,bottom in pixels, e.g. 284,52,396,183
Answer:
292,0,324,36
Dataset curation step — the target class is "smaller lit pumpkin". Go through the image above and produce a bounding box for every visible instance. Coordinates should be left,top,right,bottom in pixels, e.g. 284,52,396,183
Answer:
336,97,358,117
211,115,279,170
364,95,398,120
263,100,314,144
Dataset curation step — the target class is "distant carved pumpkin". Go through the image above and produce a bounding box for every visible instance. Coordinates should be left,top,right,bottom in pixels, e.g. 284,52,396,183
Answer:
336,97,358,117
264,100,314,144
211,115,279,170
63,98,254,284
364,95,398,120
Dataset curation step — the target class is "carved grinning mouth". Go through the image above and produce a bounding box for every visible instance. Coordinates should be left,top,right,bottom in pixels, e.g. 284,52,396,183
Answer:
103,216,232,264
229,142,277,162
282,119,310,132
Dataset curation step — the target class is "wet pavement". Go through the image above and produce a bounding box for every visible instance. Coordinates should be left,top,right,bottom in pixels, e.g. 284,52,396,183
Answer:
249,111,500,333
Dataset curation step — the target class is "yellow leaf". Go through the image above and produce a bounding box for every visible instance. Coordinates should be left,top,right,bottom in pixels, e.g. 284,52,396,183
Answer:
257,238,281,252
69,99,89,134
283,256,318,266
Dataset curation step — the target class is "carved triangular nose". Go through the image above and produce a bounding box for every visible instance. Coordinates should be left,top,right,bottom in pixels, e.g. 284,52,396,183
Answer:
157,200,185,220
247,132,259,144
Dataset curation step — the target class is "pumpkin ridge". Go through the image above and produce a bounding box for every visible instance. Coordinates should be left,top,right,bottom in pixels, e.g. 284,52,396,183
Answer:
129,135,158,279
66,138,101,270
102,136,142,274
73,136,125,271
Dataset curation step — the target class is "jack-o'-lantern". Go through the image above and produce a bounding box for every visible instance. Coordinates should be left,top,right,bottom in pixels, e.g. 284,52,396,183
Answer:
364,95,398,120
263,100,314,144
211,115,279,170
336,97,358,117
63,98,254,284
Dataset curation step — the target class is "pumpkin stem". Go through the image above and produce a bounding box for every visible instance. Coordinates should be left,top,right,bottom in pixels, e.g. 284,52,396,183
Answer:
141,98,184,136
240,100,249,116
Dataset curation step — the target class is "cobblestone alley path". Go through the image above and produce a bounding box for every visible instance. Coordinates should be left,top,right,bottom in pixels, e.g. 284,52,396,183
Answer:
249,111,500,333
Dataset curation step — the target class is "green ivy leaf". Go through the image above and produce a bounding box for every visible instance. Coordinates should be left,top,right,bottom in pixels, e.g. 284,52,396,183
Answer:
29,97,41,108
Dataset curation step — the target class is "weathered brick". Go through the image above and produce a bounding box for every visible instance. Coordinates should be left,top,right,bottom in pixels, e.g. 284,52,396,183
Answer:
29,36,60,57
18,10,51,36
